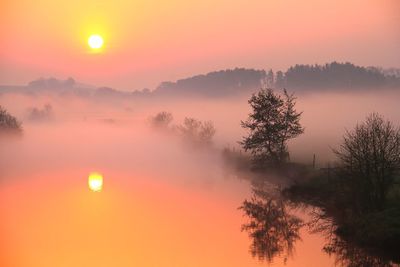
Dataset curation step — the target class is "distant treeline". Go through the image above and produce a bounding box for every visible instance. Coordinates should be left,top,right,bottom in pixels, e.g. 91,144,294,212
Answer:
146,62,400,96
278,62,400,90
1,62,399,98
153,68,266,97
28,77,76,88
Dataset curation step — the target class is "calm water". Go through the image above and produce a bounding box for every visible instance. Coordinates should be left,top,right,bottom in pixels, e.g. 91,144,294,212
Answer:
0,115,398,266
0,174,335,266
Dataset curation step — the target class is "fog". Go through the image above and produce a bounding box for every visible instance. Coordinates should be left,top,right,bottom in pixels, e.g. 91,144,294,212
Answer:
291,89,400,165
2,87,400,174
1,87,400,266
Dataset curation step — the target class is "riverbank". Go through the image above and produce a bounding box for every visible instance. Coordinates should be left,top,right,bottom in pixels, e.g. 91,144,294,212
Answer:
222,146,400,264
282,167,400,263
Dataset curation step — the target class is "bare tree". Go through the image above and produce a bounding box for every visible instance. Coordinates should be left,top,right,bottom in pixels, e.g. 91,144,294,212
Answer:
150,111,173,129
241,88,304,166
198,121,216,144
178,117,216,145
334,113,400,212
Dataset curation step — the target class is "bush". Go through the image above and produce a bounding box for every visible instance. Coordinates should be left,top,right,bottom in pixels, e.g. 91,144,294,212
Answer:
177,117,216,145
150,111,173,129
334,113,400,213
0,106,22,134
27,104,54,121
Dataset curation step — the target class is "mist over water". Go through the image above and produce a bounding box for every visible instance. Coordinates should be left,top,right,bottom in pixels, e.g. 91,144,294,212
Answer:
1,0,399,263
1,87,399,266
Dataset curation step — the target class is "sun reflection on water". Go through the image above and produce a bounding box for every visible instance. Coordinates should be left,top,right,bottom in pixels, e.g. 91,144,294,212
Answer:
88,172,103,192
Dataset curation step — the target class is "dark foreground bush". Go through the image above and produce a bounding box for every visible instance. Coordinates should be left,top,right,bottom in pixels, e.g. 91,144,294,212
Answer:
338,207,400,250
284,171,400,262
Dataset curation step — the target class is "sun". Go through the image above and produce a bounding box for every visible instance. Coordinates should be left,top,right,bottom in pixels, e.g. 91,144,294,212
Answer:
88,34,104,49
88,172,103,192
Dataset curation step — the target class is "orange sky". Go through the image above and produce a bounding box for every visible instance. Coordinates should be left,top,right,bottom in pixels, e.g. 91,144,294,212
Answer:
0,0,399,90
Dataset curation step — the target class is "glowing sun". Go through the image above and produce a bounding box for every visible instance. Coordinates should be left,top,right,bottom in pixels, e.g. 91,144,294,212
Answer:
88,34,104,49
88,172,103,192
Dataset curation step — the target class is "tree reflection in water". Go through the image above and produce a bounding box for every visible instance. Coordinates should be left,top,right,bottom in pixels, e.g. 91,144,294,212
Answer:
323,237,398,267
239,185,302,263
240,185,400,266
307,208,400,267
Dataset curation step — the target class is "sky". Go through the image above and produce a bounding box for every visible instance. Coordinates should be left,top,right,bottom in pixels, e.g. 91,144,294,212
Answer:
0,0,399,90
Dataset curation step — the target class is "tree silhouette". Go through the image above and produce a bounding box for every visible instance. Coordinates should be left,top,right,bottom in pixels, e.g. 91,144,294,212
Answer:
240,88,304,166
275,71,285,88
266,69,274,88
334,113,400,213
0,106,22,134
177,117,216,145
150,111,173,129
